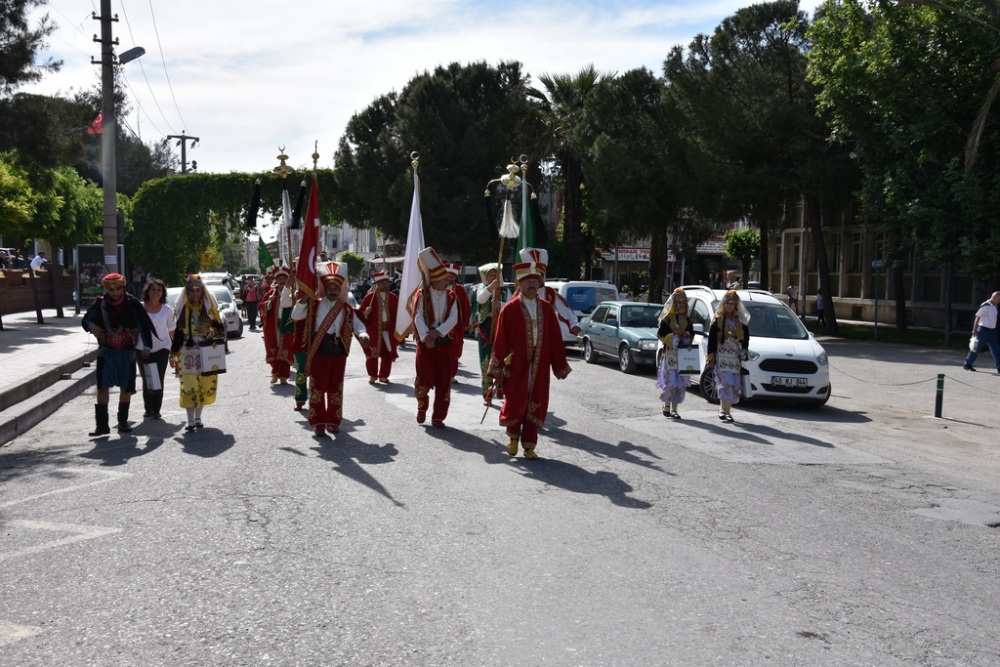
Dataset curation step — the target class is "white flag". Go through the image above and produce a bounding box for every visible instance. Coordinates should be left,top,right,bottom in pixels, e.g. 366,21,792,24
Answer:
394,171,426,341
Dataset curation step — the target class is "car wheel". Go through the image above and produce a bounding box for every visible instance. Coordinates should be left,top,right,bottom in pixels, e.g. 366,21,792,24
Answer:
618,344,637,374
699,367,720,404
583,338,599,364
231,318,244,339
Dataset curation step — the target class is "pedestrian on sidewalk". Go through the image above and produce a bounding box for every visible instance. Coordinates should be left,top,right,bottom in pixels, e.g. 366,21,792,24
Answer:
785,282,799,315
243,276,260,331
81,273,155,435
963,291,1000,372
137,278,176,419
170,275,226,431
656,288,694,420
816,291,826,326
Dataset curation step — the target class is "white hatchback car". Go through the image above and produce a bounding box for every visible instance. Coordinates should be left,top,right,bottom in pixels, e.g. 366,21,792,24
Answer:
657,286,831,406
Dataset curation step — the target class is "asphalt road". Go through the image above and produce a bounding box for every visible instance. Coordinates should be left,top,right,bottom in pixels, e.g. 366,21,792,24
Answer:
2,330,999,666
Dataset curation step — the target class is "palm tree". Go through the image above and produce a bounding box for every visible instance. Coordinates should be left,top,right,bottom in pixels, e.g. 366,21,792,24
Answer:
527,65,613,279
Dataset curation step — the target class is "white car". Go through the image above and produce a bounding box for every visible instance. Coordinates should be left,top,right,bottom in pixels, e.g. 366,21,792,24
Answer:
167,285,244,339
656,286,831,406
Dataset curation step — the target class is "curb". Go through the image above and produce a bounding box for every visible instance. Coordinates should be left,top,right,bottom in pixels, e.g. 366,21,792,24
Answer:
0,351,97,447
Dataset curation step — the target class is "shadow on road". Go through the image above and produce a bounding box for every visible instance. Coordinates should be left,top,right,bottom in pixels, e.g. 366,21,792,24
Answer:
511,458,653,509
177,428,236,458
79,434,164,465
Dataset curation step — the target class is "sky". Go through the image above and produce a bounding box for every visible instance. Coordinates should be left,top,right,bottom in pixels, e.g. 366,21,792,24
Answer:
25,0,825,177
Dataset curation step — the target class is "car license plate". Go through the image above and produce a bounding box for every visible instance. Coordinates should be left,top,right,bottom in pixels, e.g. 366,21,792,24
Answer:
772,376,808,387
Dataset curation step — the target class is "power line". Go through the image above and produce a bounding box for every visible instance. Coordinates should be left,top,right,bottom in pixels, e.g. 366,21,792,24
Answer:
120,70,166,137
147,0,188,131
118,0,175,134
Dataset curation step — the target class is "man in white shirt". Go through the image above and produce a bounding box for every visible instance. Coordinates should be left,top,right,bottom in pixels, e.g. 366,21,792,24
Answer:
29,251,46,271
964,291,1000,372
412,247,458,428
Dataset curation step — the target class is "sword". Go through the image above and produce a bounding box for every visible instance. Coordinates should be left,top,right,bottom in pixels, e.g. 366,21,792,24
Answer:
480,351,513,424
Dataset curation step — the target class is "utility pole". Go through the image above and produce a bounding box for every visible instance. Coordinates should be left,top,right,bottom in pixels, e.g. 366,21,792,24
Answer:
92,1,143,274
167,131,200,174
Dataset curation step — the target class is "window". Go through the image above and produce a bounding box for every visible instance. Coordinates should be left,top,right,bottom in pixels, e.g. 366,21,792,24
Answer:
690,298,712,329
590,306,608,324
851,233,863,272
791,235,801,271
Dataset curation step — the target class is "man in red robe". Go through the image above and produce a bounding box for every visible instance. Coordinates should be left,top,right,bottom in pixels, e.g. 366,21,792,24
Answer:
260,267,295,384
359,270,399,384
488,261,572,459
291,262,369,435
412,247,458,428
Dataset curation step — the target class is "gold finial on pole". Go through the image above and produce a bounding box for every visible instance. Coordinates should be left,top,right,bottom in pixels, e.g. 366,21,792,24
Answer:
312,141,320,171
411,151,420,171
274,146,295,179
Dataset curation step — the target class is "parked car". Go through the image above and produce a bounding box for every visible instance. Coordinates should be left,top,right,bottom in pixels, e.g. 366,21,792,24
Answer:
167,285,244,339
656,286,831,406
577,301,663,373
544,280,621,344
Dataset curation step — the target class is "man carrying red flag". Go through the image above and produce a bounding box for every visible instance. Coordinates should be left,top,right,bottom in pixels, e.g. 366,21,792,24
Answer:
412,247,458,428
260,266,295,384
359,270,399,384
291,262,369,435
488,260,572,459
292,176,322,410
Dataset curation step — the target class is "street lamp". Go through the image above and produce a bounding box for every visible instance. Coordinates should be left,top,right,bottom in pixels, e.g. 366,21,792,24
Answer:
96,0,144,273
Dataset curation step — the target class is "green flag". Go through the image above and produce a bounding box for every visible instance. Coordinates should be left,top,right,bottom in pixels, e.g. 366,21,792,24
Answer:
258,237,275,272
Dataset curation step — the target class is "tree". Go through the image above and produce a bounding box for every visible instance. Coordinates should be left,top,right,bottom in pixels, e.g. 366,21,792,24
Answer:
809,0,1000,336
528,65,612,279
722,228,761,288
337,251,365,281
0,0,60,94
335,62,537,263
580,68,689,302
663,1,820,291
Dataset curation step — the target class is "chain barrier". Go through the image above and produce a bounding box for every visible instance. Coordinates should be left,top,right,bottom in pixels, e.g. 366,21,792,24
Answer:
830,361,1000,397
828,361,938,387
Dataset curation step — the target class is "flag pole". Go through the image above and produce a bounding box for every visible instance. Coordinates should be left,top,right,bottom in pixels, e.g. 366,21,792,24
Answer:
273,147,295,267
485,158,523,340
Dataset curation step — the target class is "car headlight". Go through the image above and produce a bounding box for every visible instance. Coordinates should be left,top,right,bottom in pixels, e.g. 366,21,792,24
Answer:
638,339,658,351
747,349,760,361
817,352,828,366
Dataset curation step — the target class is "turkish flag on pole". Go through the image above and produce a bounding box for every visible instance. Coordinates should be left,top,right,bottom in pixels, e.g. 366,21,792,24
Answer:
295,175,320,301
87,112,103,135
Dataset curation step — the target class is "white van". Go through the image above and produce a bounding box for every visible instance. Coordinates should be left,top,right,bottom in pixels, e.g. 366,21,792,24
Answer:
544,280,621,344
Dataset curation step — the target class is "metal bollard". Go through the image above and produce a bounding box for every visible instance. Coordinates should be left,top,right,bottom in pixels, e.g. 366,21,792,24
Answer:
935,373,944,418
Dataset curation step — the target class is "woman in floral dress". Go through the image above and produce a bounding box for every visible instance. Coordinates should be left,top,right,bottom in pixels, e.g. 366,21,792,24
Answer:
656,288,694,419
706,290,750,423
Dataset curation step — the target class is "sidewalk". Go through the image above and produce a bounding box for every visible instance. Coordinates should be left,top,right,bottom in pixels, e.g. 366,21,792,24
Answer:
0,308,98,446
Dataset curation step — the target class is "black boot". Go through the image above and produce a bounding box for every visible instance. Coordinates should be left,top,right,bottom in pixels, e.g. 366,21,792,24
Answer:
117,403,132,432
150,391,163,419
89,404,110,436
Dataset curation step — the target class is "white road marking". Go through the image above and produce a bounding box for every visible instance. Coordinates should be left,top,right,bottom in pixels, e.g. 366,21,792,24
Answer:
0,520,121,564
0,467,129,510
0,620,43,647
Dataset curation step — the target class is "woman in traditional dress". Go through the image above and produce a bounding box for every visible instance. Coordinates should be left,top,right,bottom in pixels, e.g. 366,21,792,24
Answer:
706,290,751,423
170,275,226,431
656,288,695,419
137,278,176,419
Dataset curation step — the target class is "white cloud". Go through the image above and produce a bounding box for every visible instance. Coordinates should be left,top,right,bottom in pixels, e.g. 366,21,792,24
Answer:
26,0,828,174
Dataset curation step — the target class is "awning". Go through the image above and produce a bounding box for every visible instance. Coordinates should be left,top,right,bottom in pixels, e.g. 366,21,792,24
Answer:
372,256,406,264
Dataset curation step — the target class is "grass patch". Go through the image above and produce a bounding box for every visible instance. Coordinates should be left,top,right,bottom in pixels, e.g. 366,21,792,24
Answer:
804,320,967,349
